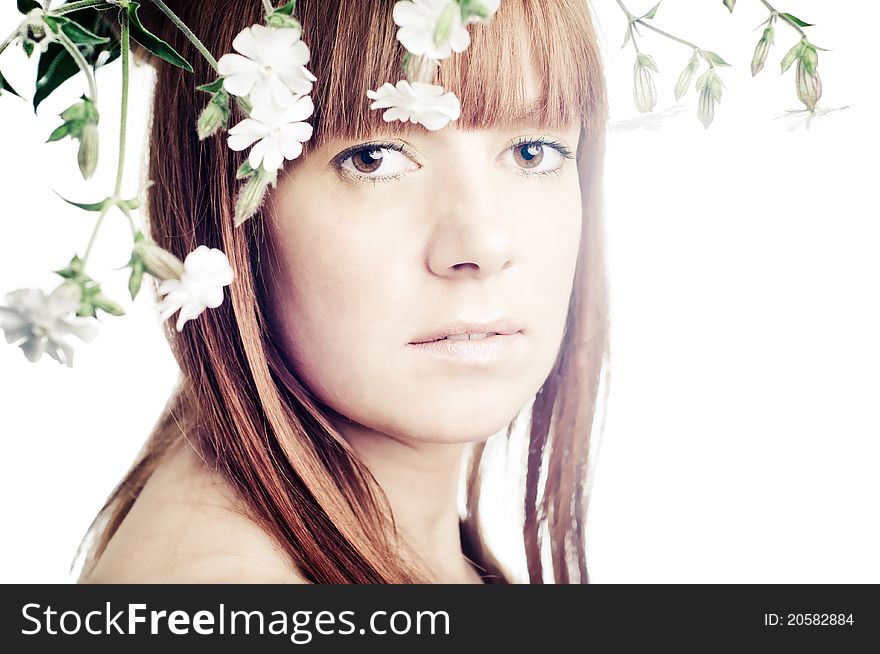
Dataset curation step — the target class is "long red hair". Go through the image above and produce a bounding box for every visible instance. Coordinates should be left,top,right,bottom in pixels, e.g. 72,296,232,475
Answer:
76,0,609,584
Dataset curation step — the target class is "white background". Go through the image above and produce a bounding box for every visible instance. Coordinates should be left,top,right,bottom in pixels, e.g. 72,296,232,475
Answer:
1,1,877,583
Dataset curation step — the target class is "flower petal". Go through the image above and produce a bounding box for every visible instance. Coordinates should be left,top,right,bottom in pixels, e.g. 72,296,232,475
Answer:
279,121,313,146
175,300,204,332
248,138,267,169
231,26,263,62
284,95,315,123
449,23,471,53
20,335,46,363
228,119,269,151
218,52,258,78
261,139,285,173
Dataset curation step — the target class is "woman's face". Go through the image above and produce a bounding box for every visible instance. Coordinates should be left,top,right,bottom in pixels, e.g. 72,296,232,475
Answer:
263,118,583,444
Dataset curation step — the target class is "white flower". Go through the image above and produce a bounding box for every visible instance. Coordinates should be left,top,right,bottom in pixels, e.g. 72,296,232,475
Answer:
392,0,471,60
218,24,317,109
156,246,234,332
367,80,461,131
227,95,315,173
0,282,97,367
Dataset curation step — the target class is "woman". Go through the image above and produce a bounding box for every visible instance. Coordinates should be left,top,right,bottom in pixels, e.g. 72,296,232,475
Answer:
78,0,609,584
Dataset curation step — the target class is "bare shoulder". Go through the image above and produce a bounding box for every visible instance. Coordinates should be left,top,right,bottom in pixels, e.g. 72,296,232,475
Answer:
82,440,308,584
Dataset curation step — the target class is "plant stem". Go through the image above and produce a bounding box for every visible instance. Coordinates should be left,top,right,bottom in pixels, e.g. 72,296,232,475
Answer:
81,1,133,266
615,0,701,51
614,0,633,19
55,30,98,102
637,21,700,50
262,0,274,13
149,0,218,71
113,4,129,199
758,0,807,38
82,207,110,263
118,205,138,237
52,0,113,15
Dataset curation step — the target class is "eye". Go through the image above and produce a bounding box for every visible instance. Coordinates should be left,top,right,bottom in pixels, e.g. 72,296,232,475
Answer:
333,141,420,184
500,137,576,178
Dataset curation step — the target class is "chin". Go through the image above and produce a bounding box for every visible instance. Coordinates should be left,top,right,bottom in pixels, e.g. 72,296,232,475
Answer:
391,399,526,445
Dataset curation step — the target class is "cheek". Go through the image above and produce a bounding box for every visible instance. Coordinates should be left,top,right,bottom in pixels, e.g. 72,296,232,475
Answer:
518,180,583,372
266,195,413,413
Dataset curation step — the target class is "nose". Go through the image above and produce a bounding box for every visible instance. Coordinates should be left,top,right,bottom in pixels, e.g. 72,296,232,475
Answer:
425,164,516,280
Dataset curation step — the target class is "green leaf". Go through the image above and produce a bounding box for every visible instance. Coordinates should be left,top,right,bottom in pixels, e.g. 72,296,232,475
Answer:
33,8,121,110
55,191,112,212
723,0,736,13
273,1,297,17
637,53,658,72
34,44,79,111
781,13,814,28
800,44,818,76
52,255,87,283
93,293,125,316
17,0,41,13
197,78,225,94
639,2,660,21
117,196,141,211
780,40,803,74
0,70,23,98
621,25,632,49
701,50,730,67
236,160,257,179
22,40,35,58
43,15,111,46
127,1,194,72
47,123,72,142
128,258,145,300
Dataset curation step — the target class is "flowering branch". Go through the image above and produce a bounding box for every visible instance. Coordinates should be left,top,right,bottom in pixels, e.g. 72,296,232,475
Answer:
613,0,836,129
0,0,234,365
615,1,729,128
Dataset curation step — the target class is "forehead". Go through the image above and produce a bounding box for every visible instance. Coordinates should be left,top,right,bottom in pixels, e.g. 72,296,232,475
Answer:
297,0,599,152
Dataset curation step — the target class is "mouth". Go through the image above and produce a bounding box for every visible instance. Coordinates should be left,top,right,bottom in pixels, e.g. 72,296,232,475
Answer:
407,331,523,363
419,332,503,343
409,318,523,345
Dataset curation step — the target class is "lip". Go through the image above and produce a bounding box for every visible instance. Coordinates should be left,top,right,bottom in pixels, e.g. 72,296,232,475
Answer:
407,332,523,363
409,318,523,345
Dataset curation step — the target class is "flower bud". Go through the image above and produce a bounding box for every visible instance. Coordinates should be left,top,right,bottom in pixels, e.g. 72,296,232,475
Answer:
697,84,714,129
795,57,822,112
695,68,723,129
197,93,228,140
751,26,774,77
632,54,658,114
77,123,99,179
674,52,700,102
234,173,272,227
134,241,185,281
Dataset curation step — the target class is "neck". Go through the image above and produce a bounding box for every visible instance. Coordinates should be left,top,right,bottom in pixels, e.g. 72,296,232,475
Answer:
327,413,484,584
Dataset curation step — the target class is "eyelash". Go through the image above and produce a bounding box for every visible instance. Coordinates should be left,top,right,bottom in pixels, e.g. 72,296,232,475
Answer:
333,137,576,186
